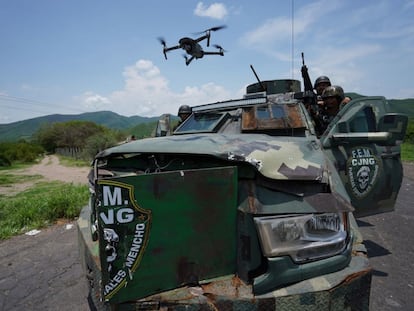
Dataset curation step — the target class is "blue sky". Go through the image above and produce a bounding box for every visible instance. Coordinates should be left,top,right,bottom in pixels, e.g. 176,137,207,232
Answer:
1,0,414,124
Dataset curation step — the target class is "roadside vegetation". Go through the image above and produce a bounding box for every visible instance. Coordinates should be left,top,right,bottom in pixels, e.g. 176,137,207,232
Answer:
0,178,88,239
402,118,414,162
1,120,157,167
0,151,90,240
0,157,89,240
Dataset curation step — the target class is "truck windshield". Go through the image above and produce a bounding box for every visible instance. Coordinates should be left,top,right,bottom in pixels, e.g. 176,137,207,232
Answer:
175,112,227,133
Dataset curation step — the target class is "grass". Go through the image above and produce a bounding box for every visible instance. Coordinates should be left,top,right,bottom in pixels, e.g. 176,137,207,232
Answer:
401,142,414,162
0,162,32,171
0,155,90,240
0,181,89,239
58,155,90,167
0,173,42,186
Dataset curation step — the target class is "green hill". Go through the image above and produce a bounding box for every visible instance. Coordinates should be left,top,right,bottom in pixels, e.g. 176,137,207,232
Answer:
0,111,161,142
388,98,414,118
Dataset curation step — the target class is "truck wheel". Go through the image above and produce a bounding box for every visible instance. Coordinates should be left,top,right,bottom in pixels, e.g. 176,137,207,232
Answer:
86,265,112,311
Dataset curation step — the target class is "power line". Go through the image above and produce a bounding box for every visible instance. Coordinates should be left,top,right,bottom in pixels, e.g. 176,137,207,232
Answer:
0,94,88,114
0,103,66,116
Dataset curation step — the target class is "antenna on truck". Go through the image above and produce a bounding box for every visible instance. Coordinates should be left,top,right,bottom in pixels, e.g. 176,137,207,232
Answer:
250,64,266,92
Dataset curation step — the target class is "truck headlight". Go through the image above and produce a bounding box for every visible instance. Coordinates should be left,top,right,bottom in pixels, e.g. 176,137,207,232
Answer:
254,213,348,263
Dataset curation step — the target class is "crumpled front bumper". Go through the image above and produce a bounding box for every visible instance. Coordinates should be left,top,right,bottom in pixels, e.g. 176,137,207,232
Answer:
114,254,371,310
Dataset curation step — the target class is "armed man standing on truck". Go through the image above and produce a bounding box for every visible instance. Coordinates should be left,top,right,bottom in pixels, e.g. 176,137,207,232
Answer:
314,75,352,107
315,85,347,136
314,75,331,104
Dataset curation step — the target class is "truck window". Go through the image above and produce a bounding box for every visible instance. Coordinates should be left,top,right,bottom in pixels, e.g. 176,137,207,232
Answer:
349,106,376,133
175,112,228,133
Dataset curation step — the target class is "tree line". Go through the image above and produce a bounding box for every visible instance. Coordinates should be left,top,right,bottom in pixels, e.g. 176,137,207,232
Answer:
0,120,158,166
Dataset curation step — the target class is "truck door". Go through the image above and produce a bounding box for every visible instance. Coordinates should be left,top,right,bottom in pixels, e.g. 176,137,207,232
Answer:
154,113,172,137
320,96,407,217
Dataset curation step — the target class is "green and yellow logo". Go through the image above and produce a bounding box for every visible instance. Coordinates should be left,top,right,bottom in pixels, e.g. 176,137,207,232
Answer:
97,180,152,301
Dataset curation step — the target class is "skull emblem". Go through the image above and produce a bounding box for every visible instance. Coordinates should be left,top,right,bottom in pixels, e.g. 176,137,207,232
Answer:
103,228,119,272
356,166,371,191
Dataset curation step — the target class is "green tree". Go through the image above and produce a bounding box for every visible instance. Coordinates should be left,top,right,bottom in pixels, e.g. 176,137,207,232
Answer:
34,121,109,152
34,123,59,153
82,130,124,160
0,140,44,166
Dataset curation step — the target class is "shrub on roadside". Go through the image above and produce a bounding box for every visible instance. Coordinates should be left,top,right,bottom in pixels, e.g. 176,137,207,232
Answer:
0,182,89,239
0,154,11,167
0,141,44,166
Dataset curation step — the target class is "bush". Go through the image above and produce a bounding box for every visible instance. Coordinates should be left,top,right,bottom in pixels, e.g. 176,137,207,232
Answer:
404,119,414,144
0,154,11,166
0,141,44,166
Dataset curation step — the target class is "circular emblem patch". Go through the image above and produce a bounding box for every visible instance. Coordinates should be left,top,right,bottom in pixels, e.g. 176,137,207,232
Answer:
346,147,381,198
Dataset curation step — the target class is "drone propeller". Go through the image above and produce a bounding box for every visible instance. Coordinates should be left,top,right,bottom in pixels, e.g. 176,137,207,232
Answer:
213,44,225,51
213,44,227,55
158,37,168,59
194,25,227,35
208,25,227,32
158,37,166,46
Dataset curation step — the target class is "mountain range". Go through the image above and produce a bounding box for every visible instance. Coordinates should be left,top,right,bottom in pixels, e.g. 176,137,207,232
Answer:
0,96,413,142
0,111,162,141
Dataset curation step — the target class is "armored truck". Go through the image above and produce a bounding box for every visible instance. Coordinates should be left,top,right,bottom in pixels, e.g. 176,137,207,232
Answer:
77,79,407,310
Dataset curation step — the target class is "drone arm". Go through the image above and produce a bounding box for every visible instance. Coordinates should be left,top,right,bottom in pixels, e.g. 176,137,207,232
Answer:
203,45,225,56
161,44,181,60
185,56,195,65
195,33,210,46
164,45,181,52
202,51,224,56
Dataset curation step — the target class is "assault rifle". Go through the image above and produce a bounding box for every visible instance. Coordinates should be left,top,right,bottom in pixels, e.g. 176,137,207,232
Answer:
301,52,314,92
300,52,317,110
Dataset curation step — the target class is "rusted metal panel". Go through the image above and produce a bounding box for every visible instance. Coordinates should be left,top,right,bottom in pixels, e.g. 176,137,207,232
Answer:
125,253,371,310
242,104,306,131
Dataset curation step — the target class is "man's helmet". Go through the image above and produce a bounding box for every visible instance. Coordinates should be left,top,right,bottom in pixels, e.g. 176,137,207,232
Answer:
178,105,192,116
314,76,331,89
322,85,345,101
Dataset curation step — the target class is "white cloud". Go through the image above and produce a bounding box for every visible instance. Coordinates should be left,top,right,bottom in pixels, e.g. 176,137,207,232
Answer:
79,60,233,118
80,92,111,110
194,2,228,20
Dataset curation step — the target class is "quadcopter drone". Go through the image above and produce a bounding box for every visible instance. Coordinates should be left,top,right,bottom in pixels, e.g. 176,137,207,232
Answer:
158,25,227,66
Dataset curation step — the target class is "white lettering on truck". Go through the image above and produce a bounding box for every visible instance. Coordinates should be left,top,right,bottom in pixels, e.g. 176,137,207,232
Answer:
125,223,146,268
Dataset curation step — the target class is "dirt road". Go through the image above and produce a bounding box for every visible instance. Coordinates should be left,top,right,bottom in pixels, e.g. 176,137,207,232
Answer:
0,155,90,196
0,157,413,311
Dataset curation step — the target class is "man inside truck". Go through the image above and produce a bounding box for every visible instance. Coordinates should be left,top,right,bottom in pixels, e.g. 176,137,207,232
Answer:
315,85,347,136
173,104,192,130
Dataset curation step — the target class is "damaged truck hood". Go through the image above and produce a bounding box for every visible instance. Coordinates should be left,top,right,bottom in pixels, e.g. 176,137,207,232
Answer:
96,133,326,181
